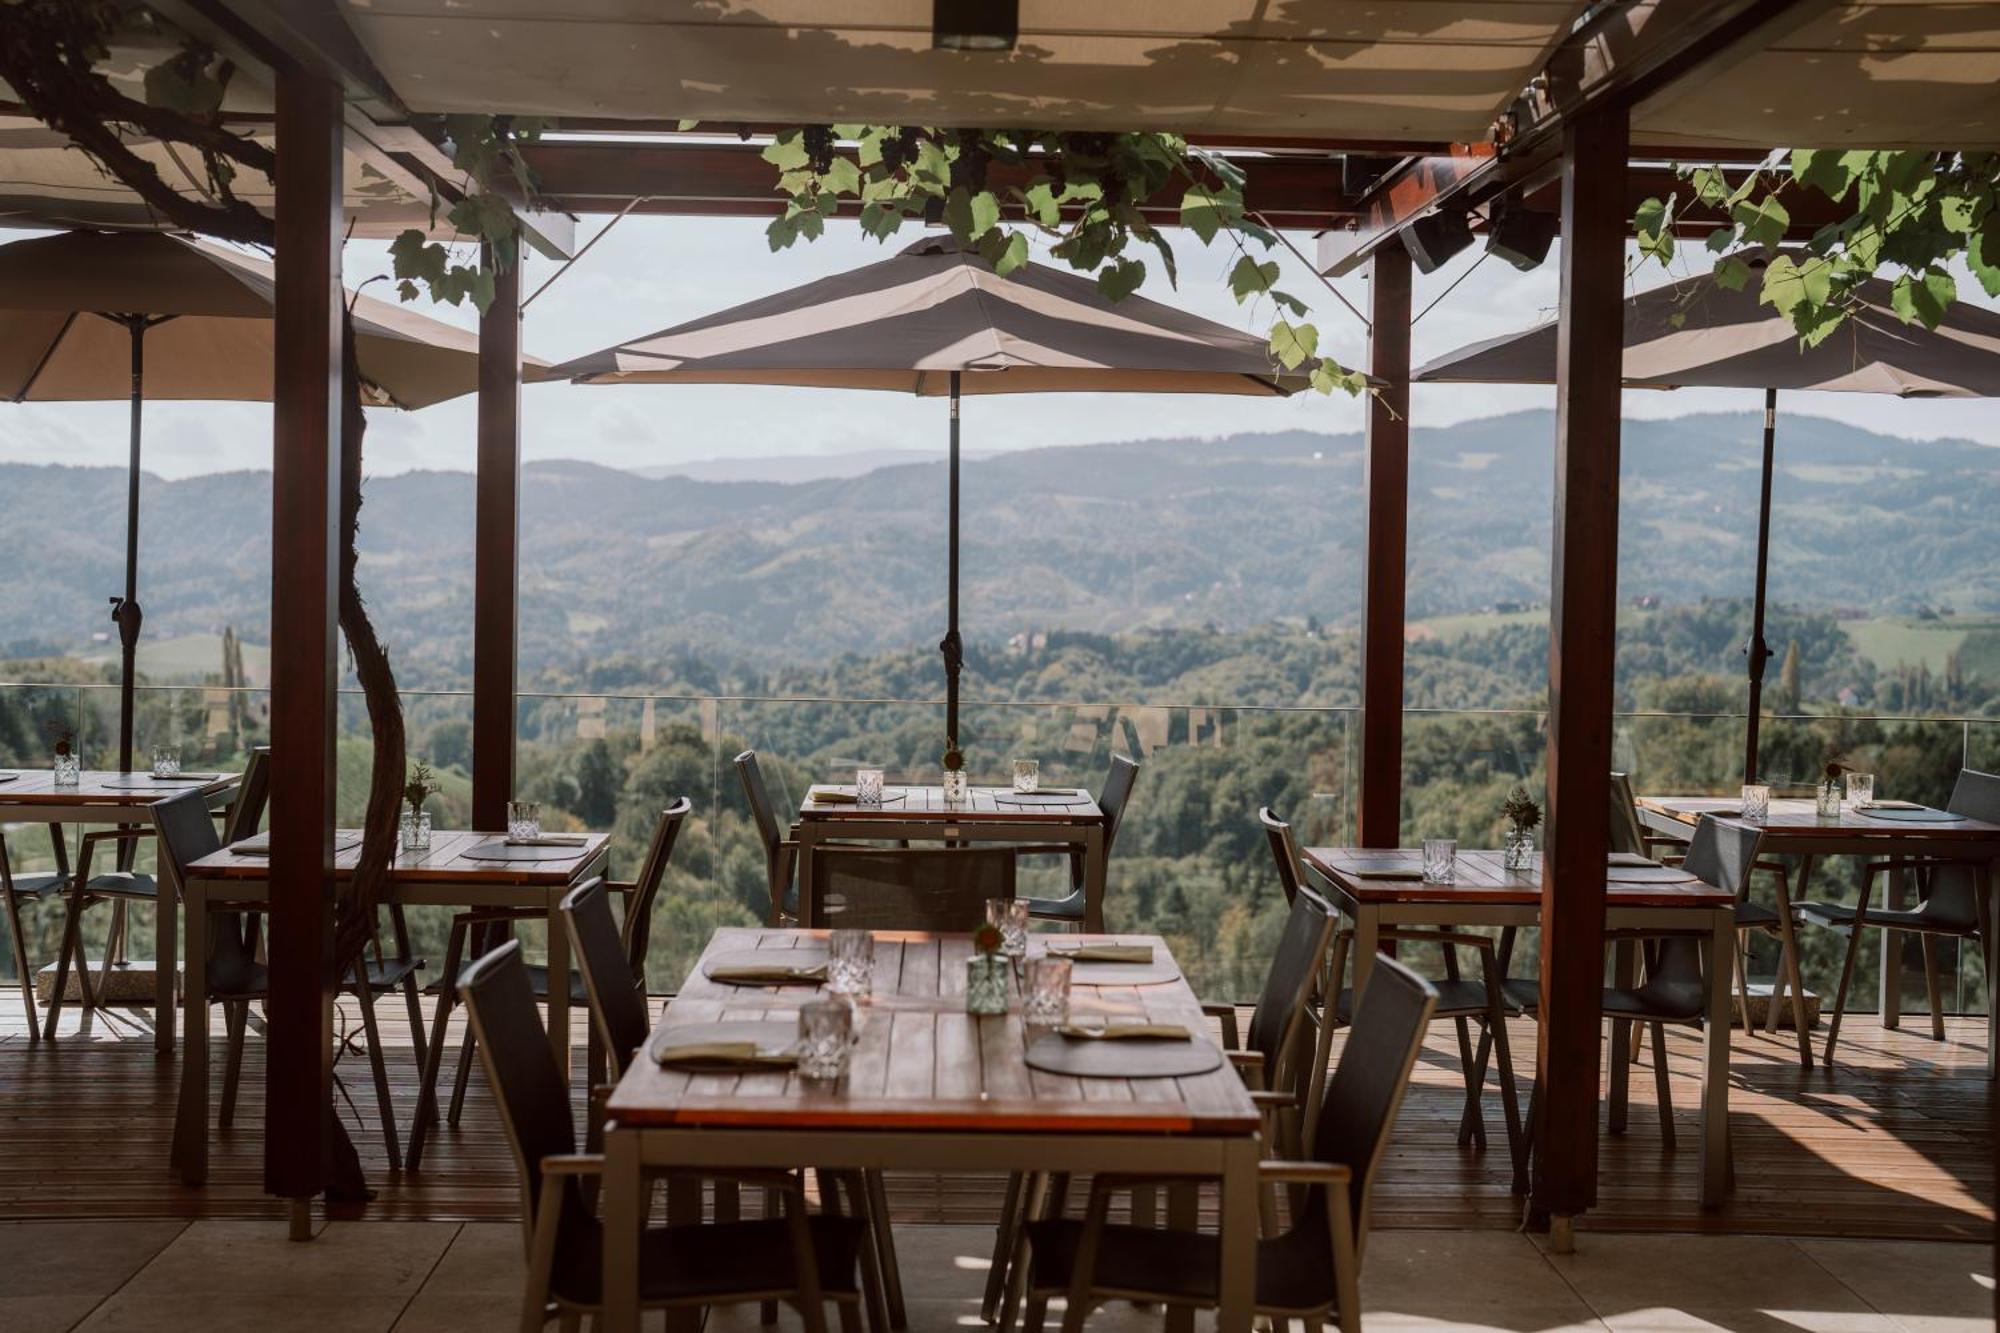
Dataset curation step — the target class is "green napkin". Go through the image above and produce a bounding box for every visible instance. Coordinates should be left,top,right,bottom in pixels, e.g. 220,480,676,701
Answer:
1859,799,1924,811
1351,868,1423,881
504,834,590,846
655,1039,798,1070
1047,943,1154,964
1057,1023,1190,1042
810,788,860,804
707,963,828,985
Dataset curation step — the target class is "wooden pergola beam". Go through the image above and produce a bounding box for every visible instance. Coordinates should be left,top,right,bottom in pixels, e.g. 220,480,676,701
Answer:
472,249,523,831
1356,243,1412,849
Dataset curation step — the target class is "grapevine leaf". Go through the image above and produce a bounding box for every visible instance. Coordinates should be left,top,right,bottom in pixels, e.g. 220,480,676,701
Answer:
1096,256,1146,302
1268,318,1317,370
1228,255,1280,301
1731,194,1791,248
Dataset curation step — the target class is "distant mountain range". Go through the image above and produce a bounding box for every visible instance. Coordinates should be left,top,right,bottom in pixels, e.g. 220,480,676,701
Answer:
2,410,1994,687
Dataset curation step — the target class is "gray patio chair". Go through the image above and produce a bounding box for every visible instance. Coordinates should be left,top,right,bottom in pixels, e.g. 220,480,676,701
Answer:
1022,754,1139,929
1258,806,1308,907
410,799,689,1172
457,938,875,1333
736,749,800,925
1015,955,1438,1333
808,844,1015,931
1797,766,1997,1062
1,822,71,1040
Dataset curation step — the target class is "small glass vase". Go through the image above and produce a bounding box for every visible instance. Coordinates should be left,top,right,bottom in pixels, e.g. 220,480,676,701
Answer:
52,751,80,787
942,768,969,803
1503,824,1535,871
1815,780,1843,819
965,953,1009,1016
400,808,432,853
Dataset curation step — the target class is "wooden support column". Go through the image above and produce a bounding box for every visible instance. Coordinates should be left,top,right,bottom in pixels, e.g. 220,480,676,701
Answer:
1356,243,1412,848
1532,103,1629,1230
264,67,344,1223
471,242,522,831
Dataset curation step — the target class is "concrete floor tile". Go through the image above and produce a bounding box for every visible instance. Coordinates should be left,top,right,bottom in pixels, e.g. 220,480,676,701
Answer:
391,1223,519,1332
0,1220,186,1333
1545,1235,1878,1322
1793,1239,1994,1333
1362,1230,1594,1322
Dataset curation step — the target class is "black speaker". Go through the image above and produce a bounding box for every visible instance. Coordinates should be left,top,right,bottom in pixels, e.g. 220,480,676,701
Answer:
1485,204,1559,270
1405,210,1474,273
1342,154,1400,199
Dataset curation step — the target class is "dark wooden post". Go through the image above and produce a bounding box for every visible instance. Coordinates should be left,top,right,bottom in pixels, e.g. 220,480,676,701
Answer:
472,241,522,831
1356,243,1412,848
264,66,344,1234
1533,103,1629,1242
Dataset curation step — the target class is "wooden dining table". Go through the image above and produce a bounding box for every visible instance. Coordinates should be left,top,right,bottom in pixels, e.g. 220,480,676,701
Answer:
172,827,609,1185
0,766,239,1050
794,783,1109,929
1302,846,1739,1207
600,927,1261,1333
1638,794,2000,1073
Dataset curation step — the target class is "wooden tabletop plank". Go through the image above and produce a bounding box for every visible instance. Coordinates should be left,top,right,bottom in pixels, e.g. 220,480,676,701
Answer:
1639,794,2000,839
186,829,610,884
0,768,238,808
1303,847,1737,908
609,929,1255,1135
798,783,1104,825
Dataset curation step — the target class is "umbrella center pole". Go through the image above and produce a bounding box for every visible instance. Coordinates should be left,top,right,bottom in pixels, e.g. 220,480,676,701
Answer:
1743,387,1779,785
101,312,172,775
942,372,963,749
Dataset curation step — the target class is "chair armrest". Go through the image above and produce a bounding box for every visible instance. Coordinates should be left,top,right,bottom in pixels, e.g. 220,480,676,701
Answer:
1247,1089,1295,1111
540,1154,604,1178
1382,927,1494,953
1258,1160,1352,1186
81,828,152,843
1200,1002,1241,1050
1227,1048,1266,1091
602,879,639,896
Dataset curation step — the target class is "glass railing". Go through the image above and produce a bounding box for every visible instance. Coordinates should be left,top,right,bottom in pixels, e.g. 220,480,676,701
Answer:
1,680,1992,1012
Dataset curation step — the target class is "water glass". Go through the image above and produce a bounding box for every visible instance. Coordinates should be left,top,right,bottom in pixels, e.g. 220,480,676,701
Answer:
1740,784,1771,823
1023,956,1072,1027
1421,838,1457,885
985,897,1030,959
151,745,182,779
827,928,875,1000
797,999,853,1081
1013,759,1040,793
506,800,542,841
1845,771,1875,808
854,768,885,805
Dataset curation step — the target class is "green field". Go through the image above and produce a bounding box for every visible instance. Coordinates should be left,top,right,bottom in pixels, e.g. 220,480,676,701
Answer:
1840,615,2000,676
77,632,270,686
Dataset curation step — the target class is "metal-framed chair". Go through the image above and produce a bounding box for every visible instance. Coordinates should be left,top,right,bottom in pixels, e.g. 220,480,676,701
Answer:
1022,755,1139,929
736,750,800,925
458,939,876,1333
1,823,69,1040
1015,957,1439,1333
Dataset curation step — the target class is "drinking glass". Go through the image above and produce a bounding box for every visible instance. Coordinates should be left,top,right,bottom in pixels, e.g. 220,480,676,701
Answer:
797,999,853,1081
1023,956,1072,1027
827,928,875,1000
151,745,182,779
1740,784,1771,823
1845,771,1875,808
1421,838,1457,885
1013,759,1040,793
854,768,885,805
985,897,1030,959
507,800,542,841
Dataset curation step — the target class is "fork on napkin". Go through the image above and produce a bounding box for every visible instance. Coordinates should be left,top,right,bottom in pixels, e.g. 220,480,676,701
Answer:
1046,943,1154,964
1056,1023,1191,1041
707,963,827,984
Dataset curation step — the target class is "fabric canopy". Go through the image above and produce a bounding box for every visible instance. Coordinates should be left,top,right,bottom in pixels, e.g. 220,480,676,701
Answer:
1414,267,2000,397
556,234,1307,396
0,230,554,409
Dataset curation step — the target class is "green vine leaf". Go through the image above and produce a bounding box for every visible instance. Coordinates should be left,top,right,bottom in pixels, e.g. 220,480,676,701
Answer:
1731,194,1790,248
1269,318,1317,369
1228,255,1280,302
1097,256,1146,302
1634,194,1676,263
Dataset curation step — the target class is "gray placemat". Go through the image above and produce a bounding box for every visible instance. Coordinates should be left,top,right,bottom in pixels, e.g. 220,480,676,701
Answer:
807,788,907,806
0,773,19,784
1855,805,1967,823
1024,1031,1223,1078
458,838,590,862
650,1019,801,1068
1061,958,1182,987
1606,866,1701,884
701,947,829,986
97,773,226,789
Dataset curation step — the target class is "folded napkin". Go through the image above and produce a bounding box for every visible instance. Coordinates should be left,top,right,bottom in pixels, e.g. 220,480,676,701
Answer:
231,833,362,857
654,1039,799,1070
0,773,18,784
1057,1023,1191,1042
707,962,828,985
809,788,860,804
1859,799,1924,811
1012,787,1081,797
1607,853,1656,868
1047,943,1154,964
504,834,590,847
1351,867,1423,881
152,772,224,783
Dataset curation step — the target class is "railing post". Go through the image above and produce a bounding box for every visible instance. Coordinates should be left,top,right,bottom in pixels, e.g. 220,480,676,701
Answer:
1357,242,1412,848
264,64,344,1229
472,239,523,830
1534,101,1628,1238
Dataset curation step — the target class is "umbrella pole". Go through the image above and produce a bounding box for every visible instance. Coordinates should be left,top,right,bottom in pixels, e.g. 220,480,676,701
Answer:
113,315,148,775
1743,387,1778,784
942,371,963,749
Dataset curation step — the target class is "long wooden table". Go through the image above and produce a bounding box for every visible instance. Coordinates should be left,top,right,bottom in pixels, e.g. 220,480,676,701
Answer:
174,828,608,1185
601,928,1261,1333
0,767,239,1050
1302,846,1739,1207
795,783,1109,929
1638,794,2000,1073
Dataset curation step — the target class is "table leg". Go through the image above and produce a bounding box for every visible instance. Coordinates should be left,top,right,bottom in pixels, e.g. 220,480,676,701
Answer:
1880,865,1907,1030
1347,907,1380,1016
1163,1182,1197,1333
1699,912,1734,1207
1216,1136,1258,1333
797,829,817,927
1767,861,1813,1069
172,881,210,1185
601,1123,641,1333
1976,858,1996,1081
545,894,571,1081
1607,938,1636,1134
1082,825,1106,933
154,862,177,1056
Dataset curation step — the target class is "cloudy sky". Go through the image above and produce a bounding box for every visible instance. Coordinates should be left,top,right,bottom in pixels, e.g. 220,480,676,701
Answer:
8,213,1999,480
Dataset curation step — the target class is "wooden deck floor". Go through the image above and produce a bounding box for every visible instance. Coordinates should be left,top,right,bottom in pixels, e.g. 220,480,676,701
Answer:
0,997,1987,1240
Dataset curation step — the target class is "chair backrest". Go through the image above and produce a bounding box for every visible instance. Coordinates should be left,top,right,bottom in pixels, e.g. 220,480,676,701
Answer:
224,747,272,844
1916,767,2000,929
734,750,785,858
1609,772,1648,857
458,940,588,1254
562,877,651,1079
1299,956,1436,1256
151,787,258,986
810,846,1016,931
1098,754,1140,854
1244,885,1334,1090
1259,806,1305,906
620,798,690,984
1682,813,1760,898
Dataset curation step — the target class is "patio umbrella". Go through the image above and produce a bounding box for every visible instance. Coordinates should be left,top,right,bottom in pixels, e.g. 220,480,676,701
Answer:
1415,258,2000,782
557,233,1307,752
0,229,554,773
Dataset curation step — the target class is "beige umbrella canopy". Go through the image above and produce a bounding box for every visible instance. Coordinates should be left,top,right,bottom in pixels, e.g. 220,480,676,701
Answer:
0,229,554,770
